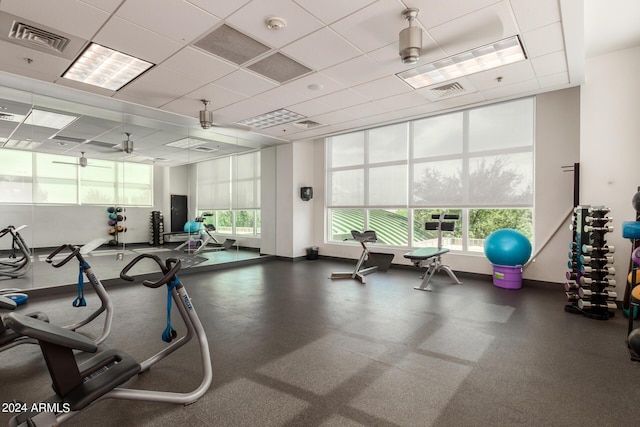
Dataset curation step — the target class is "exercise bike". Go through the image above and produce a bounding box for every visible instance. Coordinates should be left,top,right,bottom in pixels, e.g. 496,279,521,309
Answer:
5,254,212,427
0,225,31,279
0,238,113,352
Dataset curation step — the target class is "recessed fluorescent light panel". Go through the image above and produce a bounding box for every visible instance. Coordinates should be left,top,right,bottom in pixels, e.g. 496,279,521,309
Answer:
397,36,526,89
237,108,306,129
62,43,154,91
25,109,77,129
165,137,219,150
2,139,43,150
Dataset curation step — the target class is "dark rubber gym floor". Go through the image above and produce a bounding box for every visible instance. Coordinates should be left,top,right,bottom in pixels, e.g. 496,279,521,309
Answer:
1,257,638,426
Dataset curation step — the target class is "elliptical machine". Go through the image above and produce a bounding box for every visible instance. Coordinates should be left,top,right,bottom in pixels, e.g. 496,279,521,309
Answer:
5,254,212,427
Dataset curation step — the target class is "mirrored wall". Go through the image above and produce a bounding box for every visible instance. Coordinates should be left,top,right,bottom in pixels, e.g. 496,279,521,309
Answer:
0,84,277,290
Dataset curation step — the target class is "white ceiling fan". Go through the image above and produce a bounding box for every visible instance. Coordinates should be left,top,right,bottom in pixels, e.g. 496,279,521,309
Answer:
52,151,109,168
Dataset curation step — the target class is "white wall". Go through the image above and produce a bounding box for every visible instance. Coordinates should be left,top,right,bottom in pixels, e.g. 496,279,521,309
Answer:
291,141,315,257
260,146,277,255
581,45,640,294
276,144,294,257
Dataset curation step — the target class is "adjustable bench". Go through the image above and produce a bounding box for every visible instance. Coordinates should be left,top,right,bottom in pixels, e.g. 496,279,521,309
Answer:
404,213,462,291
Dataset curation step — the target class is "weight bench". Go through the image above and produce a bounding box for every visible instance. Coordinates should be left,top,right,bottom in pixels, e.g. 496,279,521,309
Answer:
404,213,462,291
175,217,235,255
330,230,383,284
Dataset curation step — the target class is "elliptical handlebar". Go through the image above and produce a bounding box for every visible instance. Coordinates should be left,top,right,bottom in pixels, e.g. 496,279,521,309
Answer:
120,254,182,288
46,244,81,267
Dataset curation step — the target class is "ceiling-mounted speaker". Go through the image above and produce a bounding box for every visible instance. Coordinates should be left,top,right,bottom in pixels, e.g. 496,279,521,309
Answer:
399,8,422,65
199,99,213,129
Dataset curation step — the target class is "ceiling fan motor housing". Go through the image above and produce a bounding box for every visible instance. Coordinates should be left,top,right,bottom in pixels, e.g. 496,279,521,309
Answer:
399,26,422,64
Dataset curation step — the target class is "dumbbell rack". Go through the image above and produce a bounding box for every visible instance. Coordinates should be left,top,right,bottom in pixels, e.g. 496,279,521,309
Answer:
149,211,164,246
565,205,616,320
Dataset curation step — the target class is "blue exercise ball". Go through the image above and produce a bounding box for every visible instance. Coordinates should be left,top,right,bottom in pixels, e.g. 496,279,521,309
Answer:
183,221,201,233
484,228,532,266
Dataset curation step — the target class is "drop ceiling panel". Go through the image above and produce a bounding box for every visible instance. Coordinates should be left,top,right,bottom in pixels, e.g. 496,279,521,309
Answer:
116,0,219,44
330,0,407,53
522,22,565,58
293,0,377,25
466,60,536,90
0,40,75,82
352,75,412,100
115,66,210,108
288,99,332,117
314,88,369,111
280,72,345,99
226,0,324,49
186,0,252,20
411,0,500,29
93,16,182,64
57,116,122,141
537,72,569,89
481,79,540,100
0,0,111,40
78,0,122,13
280,27,362,70
322,55,390,86
161,47,238,82
509,0,561,32
214,97,273,124
312,109,358,126
531,51,568,77
428,2,519,57
214,69,278,97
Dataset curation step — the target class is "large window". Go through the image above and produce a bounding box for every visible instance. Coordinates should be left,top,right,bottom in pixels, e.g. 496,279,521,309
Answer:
327,98,534,252
0,150,153,206
196,151,261,237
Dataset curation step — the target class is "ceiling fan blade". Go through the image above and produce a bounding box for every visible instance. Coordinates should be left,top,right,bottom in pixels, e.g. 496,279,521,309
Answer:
212,122,252,131
52,160,79,166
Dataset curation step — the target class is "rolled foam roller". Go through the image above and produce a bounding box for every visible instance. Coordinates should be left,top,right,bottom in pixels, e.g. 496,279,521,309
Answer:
622,221,640,239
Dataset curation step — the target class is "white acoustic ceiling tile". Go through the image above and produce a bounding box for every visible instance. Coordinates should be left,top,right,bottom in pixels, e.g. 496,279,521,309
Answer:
54,77,117,98
293,0,376,25
186,0,252,19
115,67,208,108
252,85,315,112
356,110,403,128
340,99,392,118
281,72,345,98
0,0,111,39
395,102,442,120
522,22,565,58
466,60,536,91
428,2,519,57
257,123,305,138
537,72,569,89
410,0,500,29
226,0,323,49
161,47,238,82
94,16,183,64
314,88,369,111
510,0,561,32
330,0,407,53
75,0,122,13
288,99,333,117
371,91,428,111
214,69,278,97
352,75,412,100
215,97,274,124
191,83,248,110
481,79,540,100
312,109,358,126
322,55,390,86
281,27,362,71
531,51,567,77
116,0,219,44
0,40,71,81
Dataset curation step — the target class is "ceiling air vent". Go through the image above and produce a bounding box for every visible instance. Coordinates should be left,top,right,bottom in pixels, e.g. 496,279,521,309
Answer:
192,146,218,153
0,112,15,121
293,120,321,129
9,21,69,53
429,82,466,98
